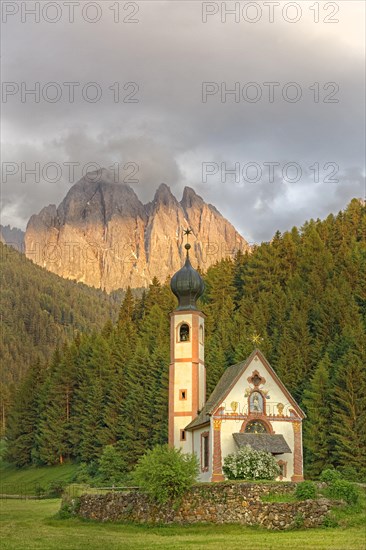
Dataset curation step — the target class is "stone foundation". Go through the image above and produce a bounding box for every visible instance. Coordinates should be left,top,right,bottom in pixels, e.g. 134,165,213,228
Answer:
73,482,336,530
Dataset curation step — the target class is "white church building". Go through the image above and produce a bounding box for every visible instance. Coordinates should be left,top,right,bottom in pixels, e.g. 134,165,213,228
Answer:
169,240,305,482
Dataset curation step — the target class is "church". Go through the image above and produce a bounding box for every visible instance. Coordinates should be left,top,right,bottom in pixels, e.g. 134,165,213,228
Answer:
169,238,305,482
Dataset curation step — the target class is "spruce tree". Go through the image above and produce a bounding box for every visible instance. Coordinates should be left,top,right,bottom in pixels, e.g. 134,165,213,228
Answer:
303,354,333,476
5,359,46,467
331,349,366,475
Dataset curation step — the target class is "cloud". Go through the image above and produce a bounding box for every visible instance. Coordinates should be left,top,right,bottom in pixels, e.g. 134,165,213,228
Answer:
1,1,365,240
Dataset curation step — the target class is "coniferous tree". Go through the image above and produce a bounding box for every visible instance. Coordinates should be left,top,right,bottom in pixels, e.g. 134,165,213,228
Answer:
118,341,153,468
5,359,46,467
331,348,366,475
37,347,76,464
303,354,333,476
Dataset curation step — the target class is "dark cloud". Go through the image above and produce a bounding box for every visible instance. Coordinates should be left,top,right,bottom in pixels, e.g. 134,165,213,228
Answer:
1,1,365,241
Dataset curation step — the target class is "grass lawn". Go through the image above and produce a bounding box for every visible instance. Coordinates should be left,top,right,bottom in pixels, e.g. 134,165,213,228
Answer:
0,463,78,495
1,498,365,550
0,441,78,496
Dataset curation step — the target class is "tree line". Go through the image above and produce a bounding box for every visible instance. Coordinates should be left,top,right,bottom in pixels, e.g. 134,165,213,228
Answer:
5,199,366,478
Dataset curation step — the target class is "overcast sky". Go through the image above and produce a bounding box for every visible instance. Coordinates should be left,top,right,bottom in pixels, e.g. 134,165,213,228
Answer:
1,1,365,243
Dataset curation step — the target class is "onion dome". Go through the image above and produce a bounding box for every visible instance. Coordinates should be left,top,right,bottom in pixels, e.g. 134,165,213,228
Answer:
171,243,204,311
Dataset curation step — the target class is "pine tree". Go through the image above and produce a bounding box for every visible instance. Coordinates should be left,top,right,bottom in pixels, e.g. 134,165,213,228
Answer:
118,287,135,325
36,347,76,464
331,349,366,475
5,359,46,467
118,341,153,468
275,304,312,398
303,354,333,476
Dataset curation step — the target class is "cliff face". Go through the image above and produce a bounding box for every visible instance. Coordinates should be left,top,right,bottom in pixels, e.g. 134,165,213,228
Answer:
25,173,249,291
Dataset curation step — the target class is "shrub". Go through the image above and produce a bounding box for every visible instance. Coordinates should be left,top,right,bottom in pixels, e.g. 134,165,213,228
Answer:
46,481,66,498
133,444,198,504
322,515,338,528
56,497,81,519
292,512,305,529
325,479,360,505
340,466,360,482
73,463,92,484
223,445,280,480
319,468,342,483
97,445,127,484
295,481,317,500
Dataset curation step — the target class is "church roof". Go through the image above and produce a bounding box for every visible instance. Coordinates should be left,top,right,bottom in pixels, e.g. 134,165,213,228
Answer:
185,348,305,431
233,433,292,455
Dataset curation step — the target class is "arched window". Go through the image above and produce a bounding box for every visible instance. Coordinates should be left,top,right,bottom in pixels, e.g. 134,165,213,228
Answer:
199,324,204,344
245,420,268,434
179,323,190,342
249,391,264,413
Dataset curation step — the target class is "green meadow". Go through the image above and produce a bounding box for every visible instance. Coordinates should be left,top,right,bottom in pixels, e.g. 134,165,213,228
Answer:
1,497,365,550
1,449,365,549
0,464,77,495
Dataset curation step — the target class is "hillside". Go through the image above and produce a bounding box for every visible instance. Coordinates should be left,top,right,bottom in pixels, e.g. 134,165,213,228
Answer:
24,172,249,291
0,242,121,432
6,199,366,477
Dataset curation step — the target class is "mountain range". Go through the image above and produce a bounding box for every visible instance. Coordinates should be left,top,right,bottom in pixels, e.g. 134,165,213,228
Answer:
24,171,249,291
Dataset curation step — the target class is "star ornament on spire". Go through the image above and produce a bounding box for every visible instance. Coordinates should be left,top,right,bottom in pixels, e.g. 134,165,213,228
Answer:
183,228,193,250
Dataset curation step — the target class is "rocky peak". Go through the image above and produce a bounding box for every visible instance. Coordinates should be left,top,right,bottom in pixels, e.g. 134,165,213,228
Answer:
0,225,25,251
27,204,58,230
24,175,250,291
181,186,205,211
153,183,180,210
57,174,146,226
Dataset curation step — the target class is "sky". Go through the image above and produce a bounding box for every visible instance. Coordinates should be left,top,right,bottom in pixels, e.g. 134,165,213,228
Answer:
1,0,365,243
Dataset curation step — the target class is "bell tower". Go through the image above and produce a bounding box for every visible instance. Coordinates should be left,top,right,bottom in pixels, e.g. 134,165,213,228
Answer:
169,229,206,452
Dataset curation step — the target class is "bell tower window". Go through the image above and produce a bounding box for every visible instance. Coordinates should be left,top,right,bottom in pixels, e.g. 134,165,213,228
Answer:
179,389,187,400
179,323,190,342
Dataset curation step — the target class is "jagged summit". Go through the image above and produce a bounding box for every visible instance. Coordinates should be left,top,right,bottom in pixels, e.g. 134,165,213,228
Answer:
181,186,204,209
153,183,180,209
25,174,250,291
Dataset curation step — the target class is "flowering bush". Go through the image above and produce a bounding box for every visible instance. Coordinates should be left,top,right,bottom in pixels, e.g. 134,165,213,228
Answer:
223,445,280,480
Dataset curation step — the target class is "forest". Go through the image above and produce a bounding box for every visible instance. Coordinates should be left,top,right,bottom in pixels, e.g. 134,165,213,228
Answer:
3,199,366,478
0,242,122,433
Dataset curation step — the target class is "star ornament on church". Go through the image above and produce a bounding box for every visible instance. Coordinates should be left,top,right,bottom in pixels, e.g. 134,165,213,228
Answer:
183,228,193,248
251,333,263,347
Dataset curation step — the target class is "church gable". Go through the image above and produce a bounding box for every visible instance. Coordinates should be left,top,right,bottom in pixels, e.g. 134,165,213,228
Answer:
209,349,305,482
185,349,304,432
215,349,305,420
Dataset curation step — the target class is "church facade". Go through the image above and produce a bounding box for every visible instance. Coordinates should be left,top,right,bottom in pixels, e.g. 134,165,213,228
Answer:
169,241,305,482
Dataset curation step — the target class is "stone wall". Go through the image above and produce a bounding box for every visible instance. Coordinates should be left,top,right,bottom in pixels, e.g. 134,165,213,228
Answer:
74,482,336,530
